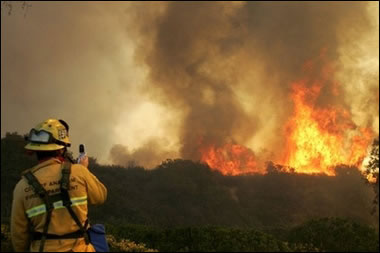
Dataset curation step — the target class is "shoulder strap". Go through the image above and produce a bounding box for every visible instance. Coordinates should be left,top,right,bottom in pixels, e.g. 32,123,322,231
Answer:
23,172,47,200
23,172,53,252
60,161,90,244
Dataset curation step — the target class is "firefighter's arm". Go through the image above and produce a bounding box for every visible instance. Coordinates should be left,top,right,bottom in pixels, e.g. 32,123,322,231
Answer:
82,167,107,205
11,181,30,252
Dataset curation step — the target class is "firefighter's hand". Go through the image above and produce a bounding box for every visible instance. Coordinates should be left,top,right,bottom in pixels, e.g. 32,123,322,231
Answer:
79,155,89,168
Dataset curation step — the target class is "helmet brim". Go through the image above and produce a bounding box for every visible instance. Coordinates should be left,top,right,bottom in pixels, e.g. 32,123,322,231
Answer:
24,143,65,151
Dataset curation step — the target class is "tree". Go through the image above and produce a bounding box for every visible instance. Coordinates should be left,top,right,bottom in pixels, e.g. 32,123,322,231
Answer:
365,137,379,215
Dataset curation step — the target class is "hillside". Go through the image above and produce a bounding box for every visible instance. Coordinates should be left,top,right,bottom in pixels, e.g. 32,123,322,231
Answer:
1,133,379,251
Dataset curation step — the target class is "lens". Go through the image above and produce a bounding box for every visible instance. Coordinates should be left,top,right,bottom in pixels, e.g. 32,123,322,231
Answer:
29,130,51,143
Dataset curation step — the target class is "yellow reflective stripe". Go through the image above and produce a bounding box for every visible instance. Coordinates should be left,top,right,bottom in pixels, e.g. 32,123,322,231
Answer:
53,201,64,209
72,201,87,207
26,204,46,218
26,196,87,218
71,197,87,206
52,197,88,209
71,196,87,202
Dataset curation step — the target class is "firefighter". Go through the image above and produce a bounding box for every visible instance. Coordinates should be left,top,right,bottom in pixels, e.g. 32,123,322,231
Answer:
11,119,107,252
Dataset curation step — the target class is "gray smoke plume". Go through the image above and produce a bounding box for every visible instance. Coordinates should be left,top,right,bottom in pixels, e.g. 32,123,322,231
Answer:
110,138,177,169
126,1,378,165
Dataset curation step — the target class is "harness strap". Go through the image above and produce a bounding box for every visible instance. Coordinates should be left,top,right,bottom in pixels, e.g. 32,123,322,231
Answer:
39,207,53,252
60,161,90,245
23,171,53,252
32,229,84,240
23,160,90,251
23,172,46,200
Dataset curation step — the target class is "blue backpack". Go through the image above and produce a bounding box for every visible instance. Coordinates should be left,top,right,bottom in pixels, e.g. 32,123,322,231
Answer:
87,224,110,252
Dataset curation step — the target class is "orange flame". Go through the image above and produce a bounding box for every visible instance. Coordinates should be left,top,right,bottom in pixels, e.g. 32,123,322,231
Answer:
200,143,264,176
281,80,373,175
199,56,374,177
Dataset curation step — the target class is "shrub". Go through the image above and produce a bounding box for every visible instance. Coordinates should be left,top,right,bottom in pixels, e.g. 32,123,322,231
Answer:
1,224,13,252
287,217,379,252
107,234,158,252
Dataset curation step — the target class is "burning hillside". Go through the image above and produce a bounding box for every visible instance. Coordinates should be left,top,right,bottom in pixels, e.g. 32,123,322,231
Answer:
199,142,263,176
280,61,374,176
106,2,379,173
199,56,375,176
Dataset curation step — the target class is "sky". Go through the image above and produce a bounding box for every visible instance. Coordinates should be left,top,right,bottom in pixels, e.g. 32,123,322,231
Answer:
1,1,379,167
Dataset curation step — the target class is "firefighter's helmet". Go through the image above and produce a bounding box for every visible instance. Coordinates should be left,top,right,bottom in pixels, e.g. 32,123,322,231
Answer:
24,119,71,151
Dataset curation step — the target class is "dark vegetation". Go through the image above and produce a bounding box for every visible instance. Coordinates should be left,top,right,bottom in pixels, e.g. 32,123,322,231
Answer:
365,137,379,214
1,132,379,252
105,218,380,252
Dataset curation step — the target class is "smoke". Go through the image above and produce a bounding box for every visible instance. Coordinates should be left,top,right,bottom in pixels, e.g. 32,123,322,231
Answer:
1,2,149,162
126,1,378,165
336,2,379,134
110,138,177,169
1,2,378,167
127,2,258,161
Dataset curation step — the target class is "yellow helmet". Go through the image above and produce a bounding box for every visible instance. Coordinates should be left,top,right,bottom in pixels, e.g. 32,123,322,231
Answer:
25,119,71,151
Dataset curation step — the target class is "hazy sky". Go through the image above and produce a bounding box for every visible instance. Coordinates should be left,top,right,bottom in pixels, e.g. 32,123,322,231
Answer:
1,2,177,164
1,2,378,167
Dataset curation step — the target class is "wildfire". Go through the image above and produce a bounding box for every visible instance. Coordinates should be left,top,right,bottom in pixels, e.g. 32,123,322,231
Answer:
200,57,374,177
280,81,373,175
199,143,264,176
